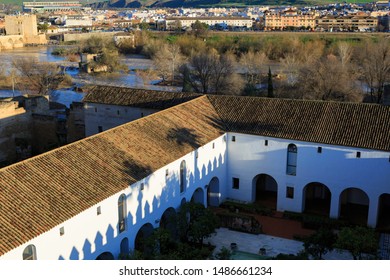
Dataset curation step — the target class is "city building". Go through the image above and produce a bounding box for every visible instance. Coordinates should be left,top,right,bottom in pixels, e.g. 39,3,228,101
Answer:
22,1,85,13
165,17,253,30
316,15,378,32
62,15,93,27
83,86,200,137
3,14,47,48
264,9,317,30
0,86,390,260
5,14,38,36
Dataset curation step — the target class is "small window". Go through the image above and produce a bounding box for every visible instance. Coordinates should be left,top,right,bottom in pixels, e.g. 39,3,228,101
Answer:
118,194,127,233
265,140,268,146
140,183,144,191
117,110,120,115
232,177,239,189
287,144,297,176
60,227,65,236
286,187,294,199
141,112,144,117
23,245,37,260
212,143,215,149
195,150,198,158
232,136,236,142
356,152,361,158
166,169,169,176
98,126,103,133
317,147,322,153
97,206,101,215
180,160,186,193
94,107,97,113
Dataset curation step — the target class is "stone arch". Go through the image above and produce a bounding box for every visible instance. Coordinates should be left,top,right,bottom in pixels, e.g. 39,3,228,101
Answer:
96,251,114,260
191,187,204,205
180,198,186,208
339,187,369,225
207,177,220,207
252,174,278,209
7,38,14,49
120,237,129,257
303,182,331,216
377,193,390,229
14,38,24,48
134,223,154,254
160,207,177,238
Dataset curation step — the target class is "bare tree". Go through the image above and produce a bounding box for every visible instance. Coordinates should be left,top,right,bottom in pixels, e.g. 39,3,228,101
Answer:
297,54,361,102
152,43,184,84
211,51,243,95
184,51,215,93
358,38,390,103
239,50,268,85
182,49,243,95
337,42,353,68
281,40,324,86
12,58,65,95
281,53,301,86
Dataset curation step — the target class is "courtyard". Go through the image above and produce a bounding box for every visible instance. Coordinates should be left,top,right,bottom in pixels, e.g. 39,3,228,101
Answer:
205,227,353,260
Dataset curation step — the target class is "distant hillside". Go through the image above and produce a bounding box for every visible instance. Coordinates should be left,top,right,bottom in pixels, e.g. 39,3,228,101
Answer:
88,0,374,8
0,0,107,6
0,0,375,8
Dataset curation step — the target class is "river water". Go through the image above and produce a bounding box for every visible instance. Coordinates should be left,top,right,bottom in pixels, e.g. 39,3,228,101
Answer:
0,46,180,107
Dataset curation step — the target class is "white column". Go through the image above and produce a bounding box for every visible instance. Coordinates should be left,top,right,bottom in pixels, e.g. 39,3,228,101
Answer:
329,190,340,219
367,195,378,228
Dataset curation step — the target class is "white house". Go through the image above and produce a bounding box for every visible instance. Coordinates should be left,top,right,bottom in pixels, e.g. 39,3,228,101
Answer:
1,88,390,260
82,86,200,137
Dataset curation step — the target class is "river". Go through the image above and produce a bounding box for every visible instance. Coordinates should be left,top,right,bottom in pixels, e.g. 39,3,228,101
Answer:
0,46,181,107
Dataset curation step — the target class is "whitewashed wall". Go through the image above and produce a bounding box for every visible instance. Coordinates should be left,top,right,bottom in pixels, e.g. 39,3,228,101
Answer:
225,132,390,227
3,130,390,259
0,135,227,260
84,103,159,137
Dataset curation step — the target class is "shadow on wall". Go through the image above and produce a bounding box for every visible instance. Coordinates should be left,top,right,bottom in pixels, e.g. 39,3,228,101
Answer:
57,147,227,259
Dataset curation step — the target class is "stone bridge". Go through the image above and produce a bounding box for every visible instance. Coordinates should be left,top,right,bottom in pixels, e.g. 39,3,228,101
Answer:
0,35,25,51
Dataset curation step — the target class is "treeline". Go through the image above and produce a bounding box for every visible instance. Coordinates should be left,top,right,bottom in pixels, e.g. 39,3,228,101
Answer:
119,31,390,103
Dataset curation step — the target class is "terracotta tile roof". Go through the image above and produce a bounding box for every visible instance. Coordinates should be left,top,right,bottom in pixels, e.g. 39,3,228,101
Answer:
0,95,224,256
82,85,201,109
208,95,390,151
2,91,390,257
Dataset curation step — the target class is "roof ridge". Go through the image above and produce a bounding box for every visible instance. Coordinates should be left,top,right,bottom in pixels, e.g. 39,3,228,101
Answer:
0,95,207,173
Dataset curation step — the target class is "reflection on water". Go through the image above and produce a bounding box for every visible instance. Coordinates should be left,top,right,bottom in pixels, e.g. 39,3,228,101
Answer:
0,46,181,107
0,46,182,107
0,46,65,70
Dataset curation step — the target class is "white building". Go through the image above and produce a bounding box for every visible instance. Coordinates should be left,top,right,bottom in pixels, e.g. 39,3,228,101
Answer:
1,87,390,260
82,86,200,137
63,15,93,27
165,17,253,30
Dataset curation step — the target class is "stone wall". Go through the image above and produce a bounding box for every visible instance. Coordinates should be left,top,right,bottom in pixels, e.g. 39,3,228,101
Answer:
67,101,85,143
0,101,32,166
0,95,58,166
63,32,117,42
